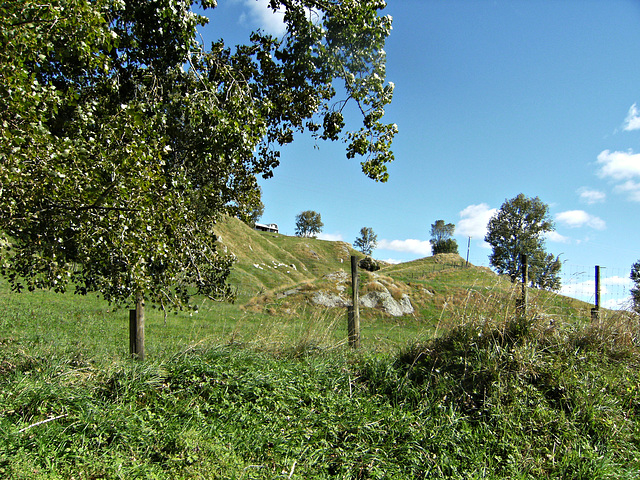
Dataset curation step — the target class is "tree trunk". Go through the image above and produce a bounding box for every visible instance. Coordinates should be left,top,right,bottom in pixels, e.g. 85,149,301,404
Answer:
348,256,360,348
129,295,145,360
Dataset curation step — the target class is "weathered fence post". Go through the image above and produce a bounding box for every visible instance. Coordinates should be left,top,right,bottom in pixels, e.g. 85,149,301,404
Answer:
347,255,360,348
591,265,601,323
516,254,528,318
465,236,470,267
129,295,145,360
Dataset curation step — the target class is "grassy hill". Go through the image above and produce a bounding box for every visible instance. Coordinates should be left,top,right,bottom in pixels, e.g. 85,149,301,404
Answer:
2,217,639,478
214,216,359,298
215,216,593,328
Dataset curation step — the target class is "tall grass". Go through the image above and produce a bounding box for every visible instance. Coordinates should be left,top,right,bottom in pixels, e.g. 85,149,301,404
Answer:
1,279,640,478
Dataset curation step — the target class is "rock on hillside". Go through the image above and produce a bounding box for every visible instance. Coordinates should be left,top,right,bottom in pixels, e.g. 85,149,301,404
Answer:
246,268,415,317
308,270,414,317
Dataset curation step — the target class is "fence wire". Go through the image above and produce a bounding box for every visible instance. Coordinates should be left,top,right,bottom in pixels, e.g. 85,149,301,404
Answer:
559,264,633,310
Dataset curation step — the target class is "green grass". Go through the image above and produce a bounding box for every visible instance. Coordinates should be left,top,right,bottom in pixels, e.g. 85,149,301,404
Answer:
2,223,639,478
215,216,359,298
2,275,640,478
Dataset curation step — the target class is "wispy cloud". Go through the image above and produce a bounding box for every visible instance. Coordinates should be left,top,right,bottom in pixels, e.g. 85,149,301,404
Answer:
555,210,606,230
623,103,640,131
317,232,344,242
380,258,403,265
560,275,632,309
596,149,640,201
545,231,570,243
457,203,497,240
597,149,640,180
378,239,431,256
577,187,605,204
237,0,286,37
614,180,640,202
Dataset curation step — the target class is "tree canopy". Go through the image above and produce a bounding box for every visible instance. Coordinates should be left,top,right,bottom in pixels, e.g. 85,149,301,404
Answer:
529,251,562,291
631,261,640,314
295,211,324,238
429,220,458,255
0,0,396,310
354,227,378,256
485,194,560,290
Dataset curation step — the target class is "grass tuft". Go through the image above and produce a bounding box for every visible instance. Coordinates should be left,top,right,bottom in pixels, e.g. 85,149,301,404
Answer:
2,250,640,477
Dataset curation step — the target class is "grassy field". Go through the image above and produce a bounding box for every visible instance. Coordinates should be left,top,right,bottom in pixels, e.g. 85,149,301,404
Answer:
1,221,640,478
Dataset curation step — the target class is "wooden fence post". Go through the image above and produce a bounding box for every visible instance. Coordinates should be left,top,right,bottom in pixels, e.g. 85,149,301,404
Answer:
516,254,528,318
348,255,360,348
129,295,145,360
465,236,470,267
591,265,601,323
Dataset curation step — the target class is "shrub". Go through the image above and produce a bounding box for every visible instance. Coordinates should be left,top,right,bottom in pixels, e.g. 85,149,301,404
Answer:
358,256,380,272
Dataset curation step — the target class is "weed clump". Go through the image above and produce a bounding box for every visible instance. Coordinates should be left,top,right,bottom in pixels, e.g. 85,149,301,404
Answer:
359,306,640,477
2,271,640,478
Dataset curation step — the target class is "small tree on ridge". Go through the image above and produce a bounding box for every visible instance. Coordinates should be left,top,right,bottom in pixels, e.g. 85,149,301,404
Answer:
485,193,560,289
430,220,458,255
354,227,378,255
631,260,640,314
295,211,324,238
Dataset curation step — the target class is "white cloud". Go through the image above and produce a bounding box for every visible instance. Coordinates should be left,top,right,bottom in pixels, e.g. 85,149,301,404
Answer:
595,150,640,201
603,275,634,287
560,275,632,307
555,210,606,230
560,279,594,299
238,0,286,37
614,180,640,202
545,231,570,243
623,103,640,131
378,239,432,256
577,187,606,205
597,149,640,181
317,232,343,242
379,258,403,265
457,203,497,239
602,297,632,310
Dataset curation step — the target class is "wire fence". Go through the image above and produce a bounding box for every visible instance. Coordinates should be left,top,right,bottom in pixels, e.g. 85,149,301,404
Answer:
559,264,634,310
400,260,635,312
401,261,470,279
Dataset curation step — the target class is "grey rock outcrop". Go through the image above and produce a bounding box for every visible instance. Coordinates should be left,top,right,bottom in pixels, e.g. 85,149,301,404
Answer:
311,291,349,308
308,270,414,316
360,291,413,317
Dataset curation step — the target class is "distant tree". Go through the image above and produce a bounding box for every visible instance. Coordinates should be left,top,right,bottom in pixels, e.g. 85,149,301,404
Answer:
238,186,264,228
247,201,265,228
354,227,378,255
295,211,324,238
631,260,640,314
430,220,458,255
530,252,562,291
485,194,559,285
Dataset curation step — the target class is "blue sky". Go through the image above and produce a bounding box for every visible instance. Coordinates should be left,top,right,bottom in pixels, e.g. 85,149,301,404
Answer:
199,0,640,308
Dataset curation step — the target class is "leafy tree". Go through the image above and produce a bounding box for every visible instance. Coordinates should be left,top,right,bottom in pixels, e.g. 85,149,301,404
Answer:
295,211,324,238
354,227,378,255
430,220,458,255
238,187,265,228
530,252,562,291
485,194,560,286
631,261,640,314
0,0,396,313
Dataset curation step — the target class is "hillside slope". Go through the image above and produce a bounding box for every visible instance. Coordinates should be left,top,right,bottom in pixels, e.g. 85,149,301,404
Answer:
215,217,593,323
214,216,358,297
